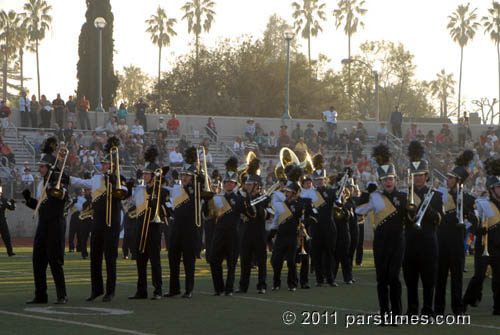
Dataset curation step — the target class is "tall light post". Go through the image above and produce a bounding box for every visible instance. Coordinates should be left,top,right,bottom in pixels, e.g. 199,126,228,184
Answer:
341,58,379,121
94,17,106,119
283,30,295,119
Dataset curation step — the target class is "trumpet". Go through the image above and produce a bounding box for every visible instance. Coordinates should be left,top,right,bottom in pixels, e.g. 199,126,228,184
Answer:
110,146,127,200
47,148,69,200
407,169,417,212
79,208,93,220
413,187,435,228
139,168,164,254
297,221,311,255
457,182,464,225
333,173,349,220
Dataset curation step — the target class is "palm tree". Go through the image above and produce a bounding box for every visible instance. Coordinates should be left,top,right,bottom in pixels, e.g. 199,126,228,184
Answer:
447,3,480,119
181,0,216,76
292,0,327,69
430,69,456,118
22,0,52,101
146,6,177,89
333,0,367,98
483,1,500,124
0,10,23,100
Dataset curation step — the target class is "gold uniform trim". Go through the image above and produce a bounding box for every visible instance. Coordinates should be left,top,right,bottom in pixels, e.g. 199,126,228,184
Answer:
374,195,397,227
216,196,232,219
313,191,326,209
136,188,149,217
443,192,456,213
278,203,293,225
92,177,106,202
173,188,189,209
486,200,500,229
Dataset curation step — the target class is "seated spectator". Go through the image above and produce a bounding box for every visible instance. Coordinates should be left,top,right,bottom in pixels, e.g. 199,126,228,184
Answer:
294,137,308,161
118,118,129,133
0,138,15,164
246,136,259,156
206,117,217,141
178,134,190,153
416,129,425,142
291,123,304,145
131,119,145,136
267,131,278,155
167,113,180,136
351,138,363,162
157,116,167,132
245,119,256,140
233,136,245,157
355,121,368,144
254,128,267,153
107,117,119,133
308,134,320,154
21,167,35,186
376,122,388,142
304,123,315,145
117,103,128,121
169,147,184,167
278,126,291,148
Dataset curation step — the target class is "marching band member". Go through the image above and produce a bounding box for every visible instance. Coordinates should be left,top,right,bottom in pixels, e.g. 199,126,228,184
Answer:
129,146,169,300
463,158,500,314
238,158,270,294
210,157,254,296
0,180,16,256
356,144,407,320
69,136,130,302
23,137,68,304
202,170,220,263
297,174,313,289
76,185,92,260
403,141,443,317
434,150,477,315
345,177,359,281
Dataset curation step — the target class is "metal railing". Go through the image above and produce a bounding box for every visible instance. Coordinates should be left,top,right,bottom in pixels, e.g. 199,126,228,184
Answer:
205,126,218,143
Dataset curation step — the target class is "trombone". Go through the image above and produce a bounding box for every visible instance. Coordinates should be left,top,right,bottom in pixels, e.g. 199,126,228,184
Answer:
457,182,464,225
47,148,69,200
482,209,489,256
110,146,127,200
407,168,417,212
194,146,213,227
33,148,64,219
138,168,163,254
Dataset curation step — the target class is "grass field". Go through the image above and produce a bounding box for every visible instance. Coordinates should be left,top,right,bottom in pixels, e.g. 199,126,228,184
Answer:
1,247,500,335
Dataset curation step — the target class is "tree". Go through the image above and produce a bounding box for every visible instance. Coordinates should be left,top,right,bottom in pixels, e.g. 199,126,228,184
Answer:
430,69,456,118
145,6,177,90
263,14,298,62
22,0,52,101
291,0,326,70
77,0,118,110
181,0,216,77
447,3,480,119
482,1,500,124
333,0,367,98
116,65,152,106
0,10,23,101
472,98,498,124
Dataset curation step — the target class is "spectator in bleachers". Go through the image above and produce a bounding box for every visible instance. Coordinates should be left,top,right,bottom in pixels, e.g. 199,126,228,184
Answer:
77,95,91,130
63,121,74,143
40,95,52,128
178,134,190,153
0,137,15,164
390,105,403,138
233,136,245,157
106,117,119,133
131,119,145,136
355,121,368,144
66,95,77,126
117,103,128,121
322,105,337,141
134,97,149,132
245,119,256,140
304,123,315,144
19,91,31,128
0,99,11,136
294,137,308,160
357,155,370,173
157,116,167,133
291,123,304,144
308,134,320,154
425,130,435,145
246,135,259,156
118,118,129,133
376,122,388,143
338,128,349,152
267,131,278,155
21,167,34,187
278,125,290,148
206,117,217,141
167,113,179,136
351,138,363,162
169,147,184,167
255,128,266,153
30,95,40,128
52,93,65,129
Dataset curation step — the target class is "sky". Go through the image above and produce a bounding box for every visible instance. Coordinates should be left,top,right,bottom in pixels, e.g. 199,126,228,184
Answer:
1,0,499,117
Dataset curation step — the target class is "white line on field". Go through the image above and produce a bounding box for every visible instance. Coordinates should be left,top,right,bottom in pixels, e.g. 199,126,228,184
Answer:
0,310,155,335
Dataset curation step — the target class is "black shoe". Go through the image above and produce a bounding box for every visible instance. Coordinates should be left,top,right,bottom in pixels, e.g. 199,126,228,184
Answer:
212,292,222,296
272,286,280,291
182,292,192,299
151,294,162,300
86,293,103,302
8,252,15,257
26,298,48,304
328,282,339,287
54,297,68,305
128,294,147,300
225,292,233,297
288,287,296,292
493,310,500,315
257,288,266,294
102,294,114,302
301,284,310,289
163,291,180,298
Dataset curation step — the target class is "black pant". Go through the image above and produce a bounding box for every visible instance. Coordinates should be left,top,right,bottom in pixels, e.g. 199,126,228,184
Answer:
33,216,67,300
373,231,405,315
271,236,297,289
54,109,64,128
41,110,51,128
210,228,239,293
78,110,91,130
333,241,352,282
355,223,364,265
298,242,310,286
311,225,336,284
239,230,267,292
20,111,29,127
403,234,438,315
30,111,38,128
435,229,465,314
463,249,489,307
68,212,80,252
203,218,215,262
0,218,13,254
348,221,359,267
90,218,120,296
122,217,137,259
391,123,402,138
168,223,197,294
135,222,162,296
162,223,169,251
78,219,91,258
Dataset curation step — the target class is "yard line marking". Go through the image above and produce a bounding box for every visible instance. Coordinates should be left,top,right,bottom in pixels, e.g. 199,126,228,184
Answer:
0,310,155,335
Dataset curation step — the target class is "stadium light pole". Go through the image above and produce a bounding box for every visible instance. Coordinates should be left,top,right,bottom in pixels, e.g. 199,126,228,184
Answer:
283,30,295,119
341,58,379,122
94,17,106,121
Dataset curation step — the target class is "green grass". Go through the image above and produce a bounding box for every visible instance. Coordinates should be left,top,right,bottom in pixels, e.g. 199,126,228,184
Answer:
0,248,499,334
